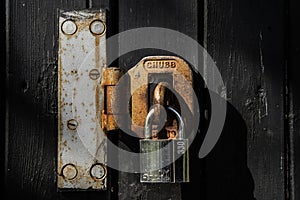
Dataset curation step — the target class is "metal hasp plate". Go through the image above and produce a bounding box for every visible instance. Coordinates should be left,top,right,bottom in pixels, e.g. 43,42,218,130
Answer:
58,10,107,190
128,56,194,137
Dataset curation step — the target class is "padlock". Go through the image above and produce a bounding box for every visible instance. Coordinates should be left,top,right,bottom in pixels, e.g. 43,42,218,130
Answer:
140,106,189,183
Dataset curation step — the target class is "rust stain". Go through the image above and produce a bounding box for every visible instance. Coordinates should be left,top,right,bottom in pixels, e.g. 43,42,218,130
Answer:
95,83,101,124
129,56,193,137
58,35,64,184
153,82,168,105
95,36,100,69
58,10,108,190
101,68,125,131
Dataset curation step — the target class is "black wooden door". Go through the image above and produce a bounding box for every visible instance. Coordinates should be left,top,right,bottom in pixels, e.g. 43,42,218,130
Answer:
4,0,299,199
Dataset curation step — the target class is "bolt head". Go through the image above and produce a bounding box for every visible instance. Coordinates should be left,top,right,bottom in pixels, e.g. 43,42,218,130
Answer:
67,119,78,130
62,164,77,180
61,20,77,35
90,164,106,180
89,69,100,80
90,20,106,35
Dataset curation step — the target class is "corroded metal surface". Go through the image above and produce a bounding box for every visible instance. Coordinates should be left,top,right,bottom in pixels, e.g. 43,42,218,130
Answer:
101,67,125,131
128,56,194,137
58,10,107,190
153,82,179,139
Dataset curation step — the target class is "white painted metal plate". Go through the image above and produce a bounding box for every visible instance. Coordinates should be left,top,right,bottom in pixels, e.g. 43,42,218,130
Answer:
58,10,107,190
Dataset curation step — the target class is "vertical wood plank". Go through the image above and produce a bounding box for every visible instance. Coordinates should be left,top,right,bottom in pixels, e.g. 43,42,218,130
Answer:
4,0,114,199
118,0,201,199
204,0,285,199
88,0,109,9
2,0,7,194
118,0,199,69
289,0,300,199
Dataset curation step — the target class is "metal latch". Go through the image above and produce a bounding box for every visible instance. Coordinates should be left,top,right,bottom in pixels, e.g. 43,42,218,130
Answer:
58,10,195,190
101,56,194,184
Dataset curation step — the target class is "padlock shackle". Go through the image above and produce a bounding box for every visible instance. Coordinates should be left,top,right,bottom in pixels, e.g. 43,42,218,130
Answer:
144,106,184,139
144,108,155,139
167,107,184,139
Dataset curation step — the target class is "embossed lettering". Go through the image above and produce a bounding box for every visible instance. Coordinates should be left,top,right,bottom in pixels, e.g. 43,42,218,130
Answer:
145,60,177,69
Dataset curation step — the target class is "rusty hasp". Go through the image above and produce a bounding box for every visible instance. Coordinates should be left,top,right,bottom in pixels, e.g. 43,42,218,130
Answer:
128,56,194,137
99,56,194,137
58,10,107,190
101,67,125,131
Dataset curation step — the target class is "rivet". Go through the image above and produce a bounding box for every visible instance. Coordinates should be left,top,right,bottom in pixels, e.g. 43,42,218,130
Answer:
90,163,107,180
62,164,78,180
89,69,100,80
61,20,77,35
90,20,106,35
67,119,78,130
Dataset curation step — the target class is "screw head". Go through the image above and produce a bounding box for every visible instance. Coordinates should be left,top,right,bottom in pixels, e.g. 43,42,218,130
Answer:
89,69,100,80
90,20,106,35
67,119,78,130
61,20,77,35
90,163,106,180
62,164,77,180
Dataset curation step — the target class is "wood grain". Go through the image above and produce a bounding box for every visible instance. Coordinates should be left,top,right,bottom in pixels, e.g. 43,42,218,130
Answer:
5,0,111,199
5,0,294,199
204,0,285,199
288,0,300,199
2,0,7,196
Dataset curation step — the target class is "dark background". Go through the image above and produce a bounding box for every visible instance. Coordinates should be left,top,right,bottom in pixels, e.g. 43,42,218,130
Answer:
3,0,300,199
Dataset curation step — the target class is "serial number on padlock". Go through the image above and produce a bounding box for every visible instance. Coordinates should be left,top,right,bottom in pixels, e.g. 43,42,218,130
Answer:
176,141,186,155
